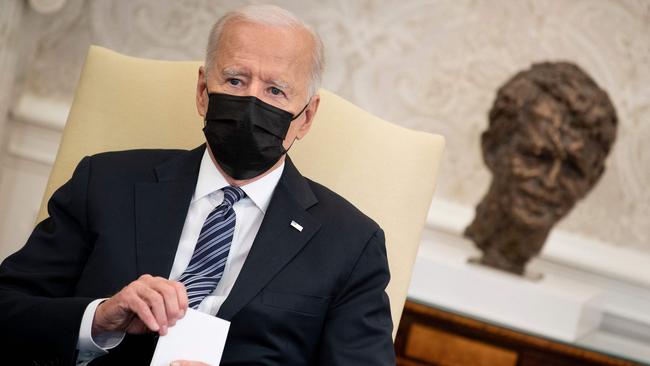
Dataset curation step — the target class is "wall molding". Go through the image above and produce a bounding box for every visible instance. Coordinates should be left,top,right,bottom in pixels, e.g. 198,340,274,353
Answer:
10,92,69,131
4,93,68,165
28,0,67,15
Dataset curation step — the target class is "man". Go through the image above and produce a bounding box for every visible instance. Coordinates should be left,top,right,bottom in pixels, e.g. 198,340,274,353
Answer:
0,5,395,366
465,62,617,275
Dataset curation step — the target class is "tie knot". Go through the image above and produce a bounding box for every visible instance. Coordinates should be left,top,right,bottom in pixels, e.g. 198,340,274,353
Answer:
221,186,246,206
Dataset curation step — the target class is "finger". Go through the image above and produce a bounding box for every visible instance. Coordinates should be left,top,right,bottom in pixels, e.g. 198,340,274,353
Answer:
150,278,182,326
127,295,159,332
137,285,169,335
172,281,189,315
142,276,184,324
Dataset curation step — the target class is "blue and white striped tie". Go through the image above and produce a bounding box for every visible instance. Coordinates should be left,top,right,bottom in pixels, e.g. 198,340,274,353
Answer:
179,186,246,309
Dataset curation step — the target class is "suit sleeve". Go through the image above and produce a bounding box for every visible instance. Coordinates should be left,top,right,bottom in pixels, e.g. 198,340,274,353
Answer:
0,156,96,365
317,228,396,365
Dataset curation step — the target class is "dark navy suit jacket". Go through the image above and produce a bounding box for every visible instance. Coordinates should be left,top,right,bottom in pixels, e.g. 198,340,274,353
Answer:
0,145,395,365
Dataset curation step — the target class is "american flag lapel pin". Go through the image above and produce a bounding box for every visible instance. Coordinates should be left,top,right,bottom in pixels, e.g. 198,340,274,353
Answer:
290,220,303,232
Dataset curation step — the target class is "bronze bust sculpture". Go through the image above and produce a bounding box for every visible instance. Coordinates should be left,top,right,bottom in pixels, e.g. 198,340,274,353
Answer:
465,62,618,275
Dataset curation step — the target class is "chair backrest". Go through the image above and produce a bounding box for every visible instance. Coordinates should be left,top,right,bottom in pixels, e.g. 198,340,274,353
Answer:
38,46,445,336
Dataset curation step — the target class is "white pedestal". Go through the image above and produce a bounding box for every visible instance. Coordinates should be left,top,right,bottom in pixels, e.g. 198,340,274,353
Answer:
408,238,603,342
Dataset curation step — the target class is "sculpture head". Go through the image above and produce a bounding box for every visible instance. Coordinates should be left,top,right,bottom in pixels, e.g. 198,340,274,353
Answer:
482,62,617,229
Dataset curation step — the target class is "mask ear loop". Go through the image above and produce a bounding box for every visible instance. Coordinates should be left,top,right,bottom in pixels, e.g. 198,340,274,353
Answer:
285,97,312,152
291,99,311,121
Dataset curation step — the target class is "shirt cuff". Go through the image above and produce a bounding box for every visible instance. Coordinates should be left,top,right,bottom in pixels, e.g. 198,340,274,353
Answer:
77,298,126,358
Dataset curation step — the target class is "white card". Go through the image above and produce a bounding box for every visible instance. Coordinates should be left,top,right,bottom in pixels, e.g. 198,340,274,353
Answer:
150,308,230,366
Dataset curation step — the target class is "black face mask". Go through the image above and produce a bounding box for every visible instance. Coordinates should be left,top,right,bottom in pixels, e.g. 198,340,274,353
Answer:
203,92,308,180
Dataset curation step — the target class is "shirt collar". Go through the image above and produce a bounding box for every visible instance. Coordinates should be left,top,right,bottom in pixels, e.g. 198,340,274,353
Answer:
193,149,284,213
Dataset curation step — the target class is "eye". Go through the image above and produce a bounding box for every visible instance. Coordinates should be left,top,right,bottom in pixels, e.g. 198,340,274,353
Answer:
537,151,554,162
269,86,285,97
227,78,241,86
562,159,585,178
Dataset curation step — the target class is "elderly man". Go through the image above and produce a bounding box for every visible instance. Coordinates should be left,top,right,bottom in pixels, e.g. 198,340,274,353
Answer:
0,5,395,366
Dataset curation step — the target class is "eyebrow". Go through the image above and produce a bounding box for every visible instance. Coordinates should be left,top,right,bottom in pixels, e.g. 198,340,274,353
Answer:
270,79,290,90
222,67,250,78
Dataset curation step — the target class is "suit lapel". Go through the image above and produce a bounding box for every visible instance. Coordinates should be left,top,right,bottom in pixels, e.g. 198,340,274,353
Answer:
217,157,321,320
134,145,205,278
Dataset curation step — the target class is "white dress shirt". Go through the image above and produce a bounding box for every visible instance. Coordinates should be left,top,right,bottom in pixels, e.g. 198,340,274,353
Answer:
76,149,284,363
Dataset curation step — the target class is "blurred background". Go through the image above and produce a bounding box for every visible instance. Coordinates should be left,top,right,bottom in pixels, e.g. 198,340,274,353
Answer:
0,0,649,364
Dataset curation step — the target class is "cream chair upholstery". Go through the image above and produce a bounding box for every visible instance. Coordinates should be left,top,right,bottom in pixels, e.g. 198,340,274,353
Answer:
38,46,445,336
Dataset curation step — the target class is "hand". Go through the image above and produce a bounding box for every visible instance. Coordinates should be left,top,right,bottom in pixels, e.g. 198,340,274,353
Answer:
170,361,210,366
92,274,188,337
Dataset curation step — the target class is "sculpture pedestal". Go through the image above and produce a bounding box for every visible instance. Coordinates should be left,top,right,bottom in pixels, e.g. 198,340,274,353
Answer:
408,238,603,342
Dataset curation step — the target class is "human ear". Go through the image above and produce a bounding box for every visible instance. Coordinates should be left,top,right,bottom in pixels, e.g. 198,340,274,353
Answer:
196,66,208,118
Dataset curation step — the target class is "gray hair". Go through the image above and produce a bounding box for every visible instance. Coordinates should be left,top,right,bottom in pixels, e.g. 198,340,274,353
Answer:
205,4,325,97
